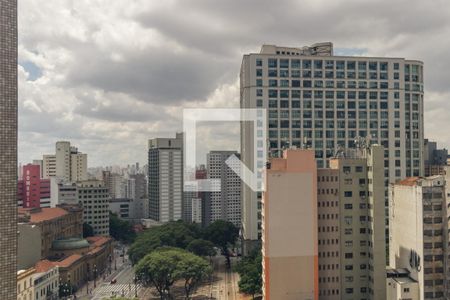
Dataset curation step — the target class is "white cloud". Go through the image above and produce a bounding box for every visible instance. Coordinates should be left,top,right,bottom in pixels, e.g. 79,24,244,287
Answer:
18,0,450,166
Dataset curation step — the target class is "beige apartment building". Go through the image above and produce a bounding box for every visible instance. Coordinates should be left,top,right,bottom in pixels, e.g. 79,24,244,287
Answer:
262,145,386,300
43,141,88,182
389,175,448,300
262,149,318,300
318,144,386,299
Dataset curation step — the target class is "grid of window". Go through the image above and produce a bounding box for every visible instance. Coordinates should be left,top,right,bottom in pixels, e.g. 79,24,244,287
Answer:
254,57,423,179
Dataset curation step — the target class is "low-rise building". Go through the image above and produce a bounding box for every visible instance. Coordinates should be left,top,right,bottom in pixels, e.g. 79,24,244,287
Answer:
50,179,77,207
17,268,35,300
18,204,83,258
386,268,419,300
35,236,113,289
33,264,59,300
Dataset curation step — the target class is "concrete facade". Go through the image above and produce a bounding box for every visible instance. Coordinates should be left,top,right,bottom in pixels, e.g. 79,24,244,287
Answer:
18,205,84,259
206,151,241,226
18,223,42,270
33,265,59,300
424,139,448,177
240,42,425,245
148,133,183,222
262,146,386,299
318,145,386,299
43,141,87,182
77,180,110,236
389,176,448,299
0,0,18,298
43,154,56,178
262,149,318,300
17,268,35,300
386,268,419,300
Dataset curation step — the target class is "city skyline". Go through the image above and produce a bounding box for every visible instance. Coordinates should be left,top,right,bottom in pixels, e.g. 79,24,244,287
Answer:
17,0,450,166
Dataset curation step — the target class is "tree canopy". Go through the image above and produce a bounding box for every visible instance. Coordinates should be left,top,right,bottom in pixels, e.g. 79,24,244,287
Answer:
109,212,136,244
235,249,262,299
135,248,211,299
128,221,202,264
186,239,216,258
203,220,239,265
82,222,94,238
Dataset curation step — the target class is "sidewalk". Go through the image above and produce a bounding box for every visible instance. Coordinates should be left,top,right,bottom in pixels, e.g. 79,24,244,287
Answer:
75,251,130,299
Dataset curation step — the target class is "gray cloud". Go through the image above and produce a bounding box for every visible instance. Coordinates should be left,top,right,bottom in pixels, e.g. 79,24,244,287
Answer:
17,0,450,166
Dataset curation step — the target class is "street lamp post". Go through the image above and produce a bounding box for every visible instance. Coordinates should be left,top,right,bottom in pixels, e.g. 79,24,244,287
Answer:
93,264,98,288
68,273,72,297
109,254,112,275
134,275,138,298
86,273,89,295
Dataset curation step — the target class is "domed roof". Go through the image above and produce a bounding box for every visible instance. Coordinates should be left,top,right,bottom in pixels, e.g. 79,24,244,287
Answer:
52,237,89,250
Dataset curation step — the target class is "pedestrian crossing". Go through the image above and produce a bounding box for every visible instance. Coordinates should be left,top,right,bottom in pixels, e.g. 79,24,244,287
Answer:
91,283,142,300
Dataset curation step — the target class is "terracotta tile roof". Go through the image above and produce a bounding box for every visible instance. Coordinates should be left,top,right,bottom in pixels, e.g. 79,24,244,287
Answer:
35,260,55,273
397,177,420,186
53,254,83,268
18,207,68,223
87,236,111,247
87,247,103,255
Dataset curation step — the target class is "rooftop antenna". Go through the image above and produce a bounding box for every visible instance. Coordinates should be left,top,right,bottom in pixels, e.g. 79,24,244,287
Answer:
334,144,345,158
301,137,309,149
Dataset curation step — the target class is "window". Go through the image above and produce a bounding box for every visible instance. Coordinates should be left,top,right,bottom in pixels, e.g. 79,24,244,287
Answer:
280,59,289,68
268,58,277,68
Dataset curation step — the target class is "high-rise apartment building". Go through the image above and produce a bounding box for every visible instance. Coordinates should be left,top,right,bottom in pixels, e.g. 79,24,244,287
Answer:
262,149,318,300
0,0,18,298
130,173,147,200
43,154,56,178
389,176,448,300
43,141,87,182
206,151,241,226
77,180,110,236
148,133,183,223
262,146,386,299
240,42,424,246
318,145,386,299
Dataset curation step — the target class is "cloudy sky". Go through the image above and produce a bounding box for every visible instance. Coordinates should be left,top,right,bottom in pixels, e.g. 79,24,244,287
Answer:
18,0,450,167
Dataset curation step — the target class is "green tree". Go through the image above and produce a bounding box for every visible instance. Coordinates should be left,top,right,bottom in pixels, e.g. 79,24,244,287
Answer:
128,221,202,264
235,250,262,299
135,248,211,300
83,222,94,238
176,252,212,299
203,220,239,266
186,239,216,259
109,212,136,244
